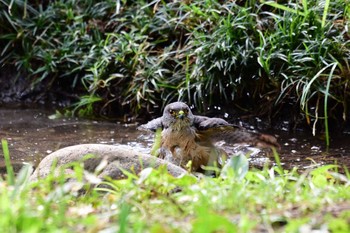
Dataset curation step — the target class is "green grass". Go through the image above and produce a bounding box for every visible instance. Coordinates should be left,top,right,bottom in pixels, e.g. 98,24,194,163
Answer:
1,142,350,232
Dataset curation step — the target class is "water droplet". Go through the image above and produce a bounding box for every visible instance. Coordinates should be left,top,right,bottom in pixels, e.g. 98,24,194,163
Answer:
289,138,298,142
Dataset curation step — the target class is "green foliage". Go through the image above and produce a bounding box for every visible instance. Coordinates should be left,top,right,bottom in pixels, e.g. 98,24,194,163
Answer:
192,208,238,233
1,141,350,232
1,0,349,136
260,0,348,144
220,153,249,180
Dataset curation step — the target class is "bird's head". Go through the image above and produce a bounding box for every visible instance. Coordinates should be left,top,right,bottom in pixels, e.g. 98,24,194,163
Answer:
162,102,194,130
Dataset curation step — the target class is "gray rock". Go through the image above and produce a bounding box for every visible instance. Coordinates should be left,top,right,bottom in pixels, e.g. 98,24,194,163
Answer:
29,144,188,182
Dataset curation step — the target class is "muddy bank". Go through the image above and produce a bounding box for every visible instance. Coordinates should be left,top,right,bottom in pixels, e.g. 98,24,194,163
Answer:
0,66,78,109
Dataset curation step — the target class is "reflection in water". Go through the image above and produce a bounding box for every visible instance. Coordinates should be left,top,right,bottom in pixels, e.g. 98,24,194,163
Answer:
0,108,349,173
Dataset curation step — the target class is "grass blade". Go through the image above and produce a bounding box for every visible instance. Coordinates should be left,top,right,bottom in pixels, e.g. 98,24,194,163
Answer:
324,62,338,147
261,1,306,16
322,0,330,28
2,139,15,185
273,148,284,176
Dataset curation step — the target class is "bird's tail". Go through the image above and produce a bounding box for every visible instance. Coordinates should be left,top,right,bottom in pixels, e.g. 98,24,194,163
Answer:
208,126,280,149
251,132,280,149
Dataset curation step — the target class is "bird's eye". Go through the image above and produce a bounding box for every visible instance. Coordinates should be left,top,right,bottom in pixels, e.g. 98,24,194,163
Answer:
183,108,189,114
169,109,175,115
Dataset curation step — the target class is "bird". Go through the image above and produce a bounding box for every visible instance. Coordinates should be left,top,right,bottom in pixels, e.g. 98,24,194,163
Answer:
138,101,279,172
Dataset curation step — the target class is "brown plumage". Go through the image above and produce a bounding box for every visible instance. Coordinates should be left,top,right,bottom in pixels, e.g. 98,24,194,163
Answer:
138,102,279,172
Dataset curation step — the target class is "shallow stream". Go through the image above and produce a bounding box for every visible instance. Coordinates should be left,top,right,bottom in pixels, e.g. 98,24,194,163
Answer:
1,108,350,173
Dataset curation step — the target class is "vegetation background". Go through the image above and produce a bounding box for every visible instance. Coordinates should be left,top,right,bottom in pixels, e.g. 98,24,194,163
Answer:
0,0,349,140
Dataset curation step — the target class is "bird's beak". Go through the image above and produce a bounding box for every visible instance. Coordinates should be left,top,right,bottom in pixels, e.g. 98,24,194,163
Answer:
177,110,185,120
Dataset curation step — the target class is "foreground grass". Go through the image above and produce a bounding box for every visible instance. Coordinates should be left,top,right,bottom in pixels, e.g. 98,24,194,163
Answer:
1,154,350,232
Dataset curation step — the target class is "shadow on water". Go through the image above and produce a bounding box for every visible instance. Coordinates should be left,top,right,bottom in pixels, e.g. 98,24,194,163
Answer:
0,108,350,173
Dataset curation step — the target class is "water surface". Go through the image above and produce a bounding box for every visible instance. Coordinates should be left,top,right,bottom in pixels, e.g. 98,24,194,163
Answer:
1,108,349,173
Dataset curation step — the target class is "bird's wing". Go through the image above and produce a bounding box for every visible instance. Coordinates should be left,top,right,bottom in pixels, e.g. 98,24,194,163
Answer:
194,115,279,148
137,117,163,132
193,115,232,129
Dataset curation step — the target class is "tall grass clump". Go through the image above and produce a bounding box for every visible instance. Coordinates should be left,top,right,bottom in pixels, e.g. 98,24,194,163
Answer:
255,0,349,144
1,0,349,137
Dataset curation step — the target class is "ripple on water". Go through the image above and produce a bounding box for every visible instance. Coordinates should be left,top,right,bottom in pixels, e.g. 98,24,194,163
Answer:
1,108,350,173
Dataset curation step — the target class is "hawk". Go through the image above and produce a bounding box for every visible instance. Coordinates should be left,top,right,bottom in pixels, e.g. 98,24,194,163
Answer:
138,102,279,172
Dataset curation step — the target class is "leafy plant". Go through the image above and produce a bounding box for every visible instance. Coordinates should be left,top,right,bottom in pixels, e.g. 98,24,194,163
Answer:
1,139,350,232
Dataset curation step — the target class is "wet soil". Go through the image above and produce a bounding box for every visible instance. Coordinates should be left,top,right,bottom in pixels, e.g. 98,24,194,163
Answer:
0,108,350,174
